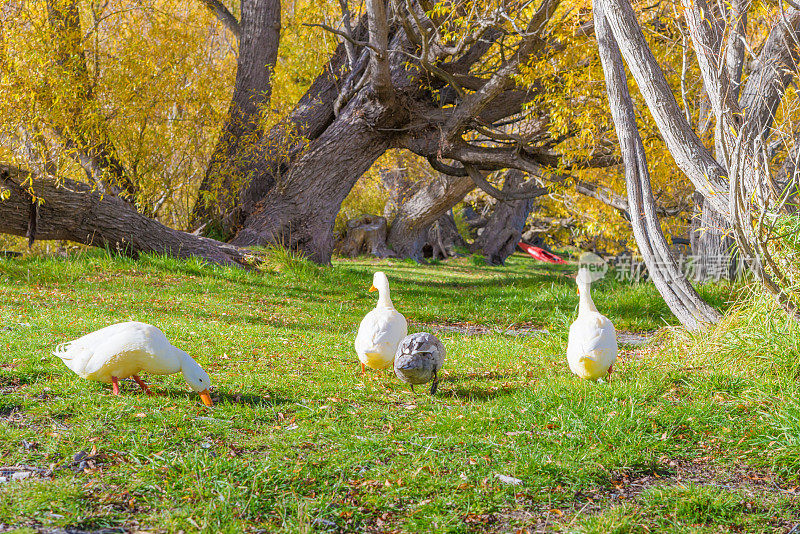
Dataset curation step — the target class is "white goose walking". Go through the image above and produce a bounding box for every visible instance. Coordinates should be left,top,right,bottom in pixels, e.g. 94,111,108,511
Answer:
567,267,618,380
53,321,213,405
355,272,407,372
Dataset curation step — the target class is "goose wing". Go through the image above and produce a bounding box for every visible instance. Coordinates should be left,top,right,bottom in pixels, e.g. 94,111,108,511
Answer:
53,322,166,378
397,333,445,370
356,309,407,354
577,315,616,353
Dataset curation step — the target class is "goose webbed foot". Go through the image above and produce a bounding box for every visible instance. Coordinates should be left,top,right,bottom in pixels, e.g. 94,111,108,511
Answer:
132,374,153,395
111,376,120,396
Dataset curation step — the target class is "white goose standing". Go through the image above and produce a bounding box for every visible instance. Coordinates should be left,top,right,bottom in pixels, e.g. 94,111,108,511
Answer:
53,321,214,405
567,267,618,380
355,272,407,372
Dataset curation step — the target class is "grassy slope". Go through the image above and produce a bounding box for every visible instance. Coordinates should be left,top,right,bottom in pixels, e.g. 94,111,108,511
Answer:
0,252,798,533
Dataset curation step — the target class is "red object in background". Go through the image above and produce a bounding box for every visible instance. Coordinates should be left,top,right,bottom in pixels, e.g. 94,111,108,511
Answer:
517,242,566,264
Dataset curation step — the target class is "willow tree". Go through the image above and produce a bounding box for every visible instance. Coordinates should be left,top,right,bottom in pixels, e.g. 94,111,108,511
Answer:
4,0,579,262
0,0,249,261
0,0,318,263
595,0,800,326
193,0,628,262
0,0,686,270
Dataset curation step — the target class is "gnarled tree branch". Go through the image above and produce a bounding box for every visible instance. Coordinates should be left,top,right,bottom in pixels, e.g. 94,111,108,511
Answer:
0,164,253,267
198,0,241,40
463,163,549,201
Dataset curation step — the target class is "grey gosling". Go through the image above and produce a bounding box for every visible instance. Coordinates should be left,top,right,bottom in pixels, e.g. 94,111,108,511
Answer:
393,332,445,394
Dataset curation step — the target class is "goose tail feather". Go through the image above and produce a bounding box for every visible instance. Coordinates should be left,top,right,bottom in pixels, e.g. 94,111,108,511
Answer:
53,341,79,360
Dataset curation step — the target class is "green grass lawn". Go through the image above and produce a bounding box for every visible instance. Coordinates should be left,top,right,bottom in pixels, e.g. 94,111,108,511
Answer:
1,251,798,533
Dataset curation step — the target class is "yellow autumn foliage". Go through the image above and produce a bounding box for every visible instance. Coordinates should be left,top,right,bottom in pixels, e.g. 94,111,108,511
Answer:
2,0,782,256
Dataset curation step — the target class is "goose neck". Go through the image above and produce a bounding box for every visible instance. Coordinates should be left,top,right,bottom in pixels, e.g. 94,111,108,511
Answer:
174,347,194,369
376,286,394,309
578,283,598,314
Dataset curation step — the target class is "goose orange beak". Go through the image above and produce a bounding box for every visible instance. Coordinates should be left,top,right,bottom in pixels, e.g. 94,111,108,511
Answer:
199,389,213,407
369,285,378,292
576,287,580,295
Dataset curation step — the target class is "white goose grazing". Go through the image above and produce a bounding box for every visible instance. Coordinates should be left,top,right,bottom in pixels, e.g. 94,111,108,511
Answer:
355,272,407,372
567,267,618,380
53,321,213,406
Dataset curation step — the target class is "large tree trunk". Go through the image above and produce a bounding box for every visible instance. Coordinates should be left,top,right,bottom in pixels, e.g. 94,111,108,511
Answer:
382,166,469,261
690,194,736,280
227,44,363,233
424,214,467,260
192,0,281,229
0,165,251,267
595,0,720,329
229,26,417,263
335,215,394,258
471,170,540,265
385,173,475,260
203,23,369,237
229,90,399,262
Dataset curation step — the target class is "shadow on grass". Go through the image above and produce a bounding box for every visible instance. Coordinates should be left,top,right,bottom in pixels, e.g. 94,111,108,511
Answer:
0,402,24,418
446,370,521,381
0,370,47,388
151,388,290,408
213,390,292,408
100,381,291,408
66,519,128,534
439,385,521,401
50,527,126,534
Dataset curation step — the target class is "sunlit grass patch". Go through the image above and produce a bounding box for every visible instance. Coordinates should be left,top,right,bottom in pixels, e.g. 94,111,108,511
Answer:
0,251,796,532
